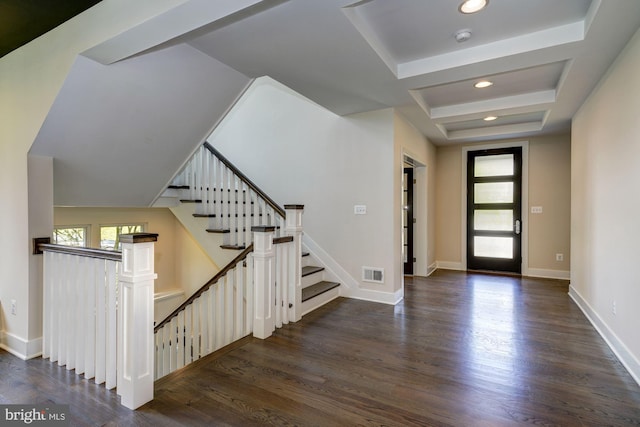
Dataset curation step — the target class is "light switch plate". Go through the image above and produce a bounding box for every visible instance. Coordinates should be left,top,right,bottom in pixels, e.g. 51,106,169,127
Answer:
354,205,367,215
531,206,543,214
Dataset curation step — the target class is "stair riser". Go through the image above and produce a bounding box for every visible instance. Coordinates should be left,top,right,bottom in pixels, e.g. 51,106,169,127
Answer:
301,287,340,316
302,271,324,288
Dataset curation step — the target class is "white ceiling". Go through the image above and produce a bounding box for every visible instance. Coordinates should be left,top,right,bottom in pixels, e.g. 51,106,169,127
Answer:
27,0,640,206
184,0,640,144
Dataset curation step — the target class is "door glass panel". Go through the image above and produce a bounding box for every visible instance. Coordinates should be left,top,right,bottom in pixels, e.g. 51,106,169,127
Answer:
474,210,513,231
474,182,513,203
475,154,514,177
474,236,513,259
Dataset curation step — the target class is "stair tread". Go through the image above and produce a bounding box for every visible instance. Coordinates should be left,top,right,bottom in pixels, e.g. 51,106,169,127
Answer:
206,229,230,233
220,244,246,250
302,252,310,257
302,281,340,302
168,185,190,189
302,266,324,277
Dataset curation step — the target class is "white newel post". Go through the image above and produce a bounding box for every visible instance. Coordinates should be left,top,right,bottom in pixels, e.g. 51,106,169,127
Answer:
252,225,276,339
117,233,158,410
284,205,304,322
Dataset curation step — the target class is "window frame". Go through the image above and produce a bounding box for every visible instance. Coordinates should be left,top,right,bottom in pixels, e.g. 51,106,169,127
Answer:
99,223,146,251
52,225,90,248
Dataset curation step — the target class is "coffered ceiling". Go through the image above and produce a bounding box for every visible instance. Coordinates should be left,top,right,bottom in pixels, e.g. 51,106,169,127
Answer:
184,0,640,144
17,0,640,146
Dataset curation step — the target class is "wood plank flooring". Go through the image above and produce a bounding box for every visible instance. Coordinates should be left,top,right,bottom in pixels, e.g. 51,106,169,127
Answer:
2,270,640,426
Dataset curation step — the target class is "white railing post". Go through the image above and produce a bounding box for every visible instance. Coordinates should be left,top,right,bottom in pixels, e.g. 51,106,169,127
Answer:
284,205,304,322
117,233,158,410
252,225,276,339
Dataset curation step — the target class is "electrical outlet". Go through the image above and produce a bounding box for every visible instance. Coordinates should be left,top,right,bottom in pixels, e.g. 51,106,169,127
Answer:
556,253,564,262
10,299,16,316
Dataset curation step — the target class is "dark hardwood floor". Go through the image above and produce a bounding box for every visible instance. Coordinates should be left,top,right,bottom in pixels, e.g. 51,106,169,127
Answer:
2,270,640,426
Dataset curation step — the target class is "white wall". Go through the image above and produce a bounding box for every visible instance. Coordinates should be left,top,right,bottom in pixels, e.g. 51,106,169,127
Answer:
0,0,190,358
571,27,640,384
209,77,400,302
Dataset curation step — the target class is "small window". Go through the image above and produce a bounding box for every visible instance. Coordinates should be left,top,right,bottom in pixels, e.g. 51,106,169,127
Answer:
100,224,145,251
53,226,88,247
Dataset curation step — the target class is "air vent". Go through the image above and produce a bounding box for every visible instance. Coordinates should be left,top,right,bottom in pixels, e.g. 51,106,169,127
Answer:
362,267,384,284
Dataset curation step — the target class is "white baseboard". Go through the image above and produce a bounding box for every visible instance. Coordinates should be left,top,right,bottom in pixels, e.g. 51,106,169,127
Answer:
436,261,464,271
0,331,42,360
302,235,402,305
527,268,570,280
427,263,437,276
569,285,640,387
302,234,359,292
346,286,403,305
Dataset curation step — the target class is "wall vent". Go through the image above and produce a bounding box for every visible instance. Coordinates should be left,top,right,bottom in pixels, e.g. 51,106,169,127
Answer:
362,267,384,284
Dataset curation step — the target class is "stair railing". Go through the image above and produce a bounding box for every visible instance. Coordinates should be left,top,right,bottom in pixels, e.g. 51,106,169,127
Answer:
37,233,158,410
154,245,254,379
153,144,304,379
171,142,285,249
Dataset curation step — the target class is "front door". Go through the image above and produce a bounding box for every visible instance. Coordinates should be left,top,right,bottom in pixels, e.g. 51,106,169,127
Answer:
467,147,522,274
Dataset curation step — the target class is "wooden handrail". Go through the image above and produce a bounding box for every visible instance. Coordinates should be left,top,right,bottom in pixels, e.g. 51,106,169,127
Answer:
154,244,254,332
38,243,122,262
203,142,286,218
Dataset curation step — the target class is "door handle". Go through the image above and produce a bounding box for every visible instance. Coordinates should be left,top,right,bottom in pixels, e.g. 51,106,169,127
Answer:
515,220,521,235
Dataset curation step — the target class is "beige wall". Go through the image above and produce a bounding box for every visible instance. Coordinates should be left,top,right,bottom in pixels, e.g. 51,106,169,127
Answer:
435,135,571,277
528,135,571,272
571,27,640,381
393,112,438,276
54,207,217,298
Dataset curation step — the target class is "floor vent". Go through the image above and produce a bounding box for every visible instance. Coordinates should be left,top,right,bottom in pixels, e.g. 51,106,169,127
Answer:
362,267,384,284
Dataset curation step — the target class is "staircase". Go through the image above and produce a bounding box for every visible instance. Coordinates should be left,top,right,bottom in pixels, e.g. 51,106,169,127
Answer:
301,252,340,316
152,142,341,379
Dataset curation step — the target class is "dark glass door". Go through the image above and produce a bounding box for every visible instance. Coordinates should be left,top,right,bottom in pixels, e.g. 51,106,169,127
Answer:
467,148,522,274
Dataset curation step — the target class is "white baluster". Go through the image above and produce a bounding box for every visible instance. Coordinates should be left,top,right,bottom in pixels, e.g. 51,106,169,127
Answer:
105,259,118,390
234,264,244,340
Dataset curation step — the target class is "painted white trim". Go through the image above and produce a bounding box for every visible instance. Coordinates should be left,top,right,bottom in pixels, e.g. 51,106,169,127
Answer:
154,289,184,303
461,141,530,275
0,331,42,360
427,262,437,276
526,268,570,280
436,261,464,271
303,234,401,305
347,287,404,306
569,286,640,386
302,234,358,292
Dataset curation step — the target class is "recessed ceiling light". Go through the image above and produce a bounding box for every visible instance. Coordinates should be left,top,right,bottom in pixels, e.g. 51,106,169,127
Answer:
459,0,488,14
484,116,498,121
474,80,493,89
